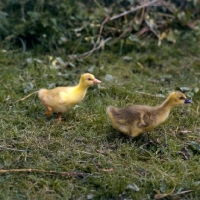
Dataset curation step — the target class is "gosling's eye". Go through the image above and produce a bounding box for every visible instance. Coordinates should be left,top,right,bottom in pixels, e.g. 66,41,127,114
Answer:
88,78,92,81
179,96,185,100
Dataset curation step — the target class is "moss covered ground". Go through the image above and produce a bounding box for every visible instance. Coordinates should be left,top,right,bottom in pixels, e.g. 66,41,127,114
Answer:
0,35,200,199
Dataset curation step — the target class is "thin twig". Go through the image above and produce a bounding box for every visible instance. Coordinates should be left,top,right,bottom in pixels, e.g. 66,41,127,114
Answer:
0,145,27,152
135,91,165,98
145,18,159,38
63,36,85,68
68,37,112,60
0,168,90,178
83,17,110,59
110,0,158,21
112,27,132,44
155,190,193,199
138,4,146,24
14,91,38,103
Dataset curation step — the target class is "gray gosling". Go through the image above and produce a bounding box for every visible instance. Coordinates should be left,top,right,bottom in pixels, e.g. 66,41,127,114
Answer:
107,91,192,138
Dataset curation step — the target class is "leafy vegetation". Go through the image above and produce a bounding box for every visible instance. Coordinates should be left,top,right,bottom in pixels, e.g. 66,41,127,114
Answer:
0,33,200,199
1,0,200,53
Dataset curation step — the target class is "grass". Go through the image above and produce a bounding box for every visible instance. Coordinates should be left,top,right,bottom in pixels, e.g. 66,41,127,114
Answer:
0,35,200,199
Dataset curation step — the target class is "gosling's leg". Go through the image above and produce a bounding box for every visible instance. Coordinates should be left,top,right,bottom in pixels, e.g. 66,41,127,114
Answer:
130,125,142,138
57,112,62,121
45,105,52,116
42,100,52,116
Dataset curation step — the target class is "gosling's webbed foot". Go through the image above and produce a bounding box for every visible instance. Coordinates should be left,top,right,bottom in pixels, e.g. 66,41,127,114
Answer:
42,100,53,116
57,112,62,122
45,110,52,116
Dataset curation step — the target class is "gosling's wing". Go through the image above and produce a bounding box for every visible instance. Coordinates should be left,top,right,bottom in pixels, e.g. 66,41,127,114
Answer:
114,106,140,124
137,106,155,128
58,91,70,104
137,112,151,128
42,87,70,106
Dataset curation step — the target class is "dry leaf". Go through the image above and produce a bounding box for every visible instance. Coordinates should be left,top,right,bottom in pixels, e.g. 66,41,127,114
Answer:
179,130,191,134
96,150,105,154
100,168,114,172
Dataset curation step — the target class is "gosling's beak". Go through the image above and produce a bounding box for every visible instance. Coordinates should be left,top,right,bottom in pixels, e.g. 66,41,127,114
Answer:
93,78,101,84
184,98,192,104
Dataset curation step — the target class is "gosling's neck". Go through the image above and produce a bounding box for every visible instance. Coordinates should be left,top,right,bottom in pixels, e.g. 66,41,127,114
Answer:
156,96,174,114
72,81,89,99
75,81,90,91
153,97,174,124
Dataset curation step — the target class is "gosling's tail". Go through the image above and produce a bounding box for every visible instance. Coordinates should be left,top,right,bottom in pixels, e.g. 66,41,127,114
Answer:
106,105,118,121
107,105,128,125
38,88,49,101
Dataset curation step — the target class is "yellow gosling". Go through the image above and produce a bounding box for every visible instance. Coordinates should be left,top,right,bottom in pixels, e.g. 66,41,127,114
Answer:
38,73,101,121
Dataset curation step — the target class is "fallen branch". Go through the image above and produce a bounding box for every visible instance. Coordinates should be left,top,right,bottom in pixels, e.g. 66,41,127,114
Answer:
64,0,159,67
66,37,112,62
82,16,110,58
0,168,89,178
110,0,158,21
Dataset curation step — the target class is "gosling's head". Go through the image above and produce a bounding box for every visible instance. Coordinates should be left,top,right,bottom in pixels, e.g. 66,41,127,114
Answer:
167,91,192,106
79,73,101,87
